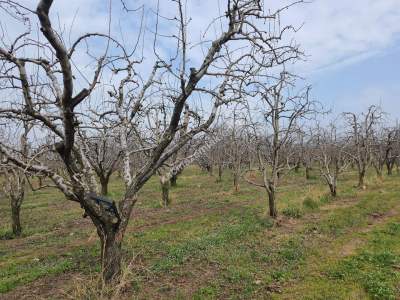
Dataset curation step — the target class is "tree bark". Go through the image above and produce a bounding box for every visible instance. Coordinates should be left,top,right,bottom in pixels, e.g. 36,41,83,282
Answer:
207,165,213,176
233,173,239,192
305,167,311,180
267,189,277,218
386,162,393,176
329,183,337,197
217,165,223,182
100,176,109,196
11,203,22,237
357,170,366,189
170,174,177,187
294,162,300,173
160,177,171,207
376,168,383,180
99,228,122,284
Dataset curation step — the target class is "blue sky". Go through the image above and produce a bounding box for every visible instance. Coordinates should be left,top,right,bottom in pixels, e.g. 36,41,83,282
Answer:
3,0,400,119
310,42,400,119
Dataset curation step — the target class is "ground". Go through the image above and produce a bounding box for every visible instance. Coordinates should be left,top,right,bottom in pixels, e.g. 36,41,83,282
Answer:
0,167,399,299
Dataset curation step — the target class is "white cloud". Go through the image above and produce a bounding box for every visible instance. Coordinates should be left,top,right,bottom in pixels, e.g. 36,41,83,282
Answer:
2,0,399,117
6,1,399,75
283,0,400,73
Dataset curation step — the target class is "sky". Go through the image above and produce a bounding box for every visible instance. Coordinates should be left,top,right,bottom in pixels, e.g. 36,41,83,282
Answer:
2,0,400,120
290,0,400,121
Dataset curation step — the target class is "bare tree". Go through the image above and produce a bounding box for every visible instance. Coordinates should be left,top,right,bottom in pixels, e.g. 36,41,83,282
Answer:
0,0,303,283
78,130,122,195
225,111,251,192
344,106,382,189
301,132,315,180
168,107,191,187
314,123,349,197
210,128,228,182
245,72,314,218
384,127,400,176
159,132,222,206
0,123,30,236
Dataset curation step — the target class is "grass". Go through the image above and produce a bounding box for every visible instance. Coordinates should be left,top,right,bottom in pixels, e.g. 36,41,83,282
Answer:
0,167,399,299
326,222,400,299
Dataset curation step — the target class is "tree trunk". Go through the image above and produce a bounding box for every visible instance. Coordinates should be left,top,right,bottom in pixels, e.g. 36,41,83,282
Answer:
267,189,277,218
387,162,393,176
305,167,311,180
170,174,177,187
100,180,108,196
328,183,337,197
357,170,366,189
99,175,111,196
233,173,239,192
376,168,383,180
11,203,22,237
207,165,213,176
217,165,223,182
294,162,300,173
160,177,171,207
99,228,122,284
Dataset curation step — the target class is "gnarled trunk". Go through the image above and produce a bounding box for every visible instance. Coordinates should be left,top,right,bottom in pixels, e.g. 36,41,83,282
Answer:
83,192,131,285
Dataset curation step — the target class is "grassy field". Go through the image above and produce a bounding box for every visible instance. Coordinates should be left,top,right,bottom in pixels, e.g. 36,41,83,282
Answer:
0,167,399,299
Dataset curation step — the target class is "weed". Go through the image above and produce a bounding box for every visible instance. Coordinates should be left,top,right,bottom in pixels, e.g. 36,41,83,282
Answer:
303,197,320,210
282,205,303,218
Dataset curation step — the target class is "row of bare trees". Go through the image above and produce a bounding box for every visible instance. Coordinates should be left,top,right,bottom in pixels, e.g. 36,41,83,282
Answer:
1,0,398,290
196,104,399,218
0,0,309,285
